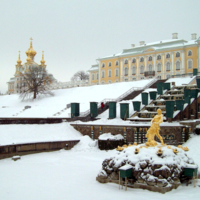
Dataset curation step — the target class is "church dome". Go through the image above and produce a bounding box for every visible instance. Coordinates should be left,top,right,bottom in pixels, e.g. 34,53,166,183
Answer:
26,38,37,59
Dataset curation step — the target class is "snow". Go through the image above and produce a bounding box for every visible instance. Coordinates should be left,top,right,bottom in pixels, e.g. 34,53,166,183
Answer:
0,123,82,145
99,133,124,141
0,79,152,118
0,133,199,200
0,78,200,199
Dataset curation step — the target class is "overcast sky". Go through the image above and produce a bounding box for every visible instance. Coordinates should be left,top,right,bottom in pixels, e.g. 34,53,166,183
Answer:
0,0,200,93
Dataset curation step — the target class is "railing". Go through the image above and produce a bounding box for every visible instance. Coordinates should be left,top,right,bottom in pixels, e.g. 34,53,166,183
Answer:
79,78,158,117
144,71,155,77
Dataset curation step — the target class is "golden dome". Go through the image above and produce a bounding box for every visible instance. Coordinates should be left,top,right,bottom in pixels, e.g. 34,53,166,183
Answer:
40,51,45,65
26,56,31,62
17,51,22,65
26,38,37,59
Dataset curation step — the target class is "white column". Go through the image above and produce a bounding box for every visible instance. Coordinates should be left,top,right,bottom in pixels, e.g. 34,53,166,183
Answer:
98,62,100,85
172,52,174,74
137,57,139,80
145,56,147,71
153,55,156,71
162,53,165,79
129,58,131,81
120,59,123,82
181,50,185,73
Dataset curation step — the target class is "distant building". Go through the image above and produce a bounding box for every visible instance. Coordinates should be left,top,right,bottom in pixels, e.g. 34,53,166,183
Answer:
88,33,200,85
7,39,56,94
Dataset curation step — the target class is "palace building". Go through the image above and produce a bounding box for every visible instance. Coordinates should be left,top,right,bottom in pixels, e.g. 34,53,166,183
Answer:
7,39,56,94
88,33,200,85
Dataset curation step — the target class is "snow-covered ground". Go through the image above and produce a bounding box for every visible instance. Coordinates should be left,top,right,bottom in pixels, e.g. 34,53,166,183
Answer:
0,77,199,199
0,135,199,200
0,79,152,118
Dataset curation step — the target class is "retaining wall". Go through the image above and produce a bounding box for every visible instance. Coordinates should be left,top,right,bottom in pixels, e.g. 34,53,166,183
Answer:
0,140,80,159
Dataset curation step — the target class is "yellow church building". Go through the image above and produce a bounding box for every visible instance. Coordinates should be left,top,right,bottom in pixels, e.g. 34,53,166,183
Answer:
7,39,56,94
88,33,200,85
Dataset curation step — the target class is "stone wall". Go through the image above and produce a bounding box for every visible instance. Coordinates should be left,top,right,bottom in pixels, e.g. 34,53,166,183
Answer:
71,124,190,145
0,140,80,159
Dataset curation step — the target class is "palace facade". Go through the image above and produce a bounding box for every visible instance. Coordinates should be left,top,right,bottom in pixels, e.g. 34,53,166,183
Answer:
88,33,200,85
7,39,56,94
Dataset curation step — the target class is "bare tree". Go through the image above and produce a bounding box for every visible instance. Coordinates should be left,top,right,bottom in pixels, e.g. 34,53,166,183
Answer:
19,67,54,100
71,70,89,82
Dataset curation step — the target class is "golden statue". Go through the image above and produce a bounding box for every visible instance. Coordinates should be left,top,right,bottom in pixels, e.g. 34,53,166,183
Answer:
145,109,164,147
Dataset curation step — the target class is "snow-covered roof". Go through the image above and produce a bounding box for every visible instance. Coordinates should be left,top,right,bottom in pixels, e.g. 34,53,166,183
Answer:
88,64,99,72
98,38,198,60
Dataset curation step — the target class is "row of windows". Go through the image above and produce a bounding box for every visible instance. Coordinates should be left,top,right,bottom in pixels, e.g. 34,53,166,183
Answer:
93,60,193,80
101,50,193,68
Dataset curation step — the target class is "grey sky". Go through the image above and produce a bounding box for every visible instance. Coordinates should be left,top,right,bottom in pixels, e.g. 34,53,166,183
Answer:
0,0,200,93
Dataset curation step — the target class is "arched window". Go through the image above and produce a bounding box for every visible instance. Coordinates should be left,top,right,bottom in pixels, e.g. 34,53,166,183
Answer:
102,63,105,68
188,50,192,56
148,64,153,71
140,57,144,62
176,52,180,57
188,60,193,69
140,66,144,74
108,69,112,77
132,66,136,75
96,73,99,80
157,55,161,60
108,62,112,67
124,67,128,76
166,62,171,71
157,63,161,72
115,68,119,77
115,61,119,66
108,80,112,84
124,59,128,64
132,58,136,63
92,73,95,80
166,53,170,59
102,70,105,78
176,61,181,70
148,56,152,61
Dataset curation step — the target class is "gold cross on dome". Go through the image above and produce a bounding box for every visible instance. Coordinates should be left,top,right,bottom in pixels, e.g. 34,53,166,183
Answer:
30,37,33,41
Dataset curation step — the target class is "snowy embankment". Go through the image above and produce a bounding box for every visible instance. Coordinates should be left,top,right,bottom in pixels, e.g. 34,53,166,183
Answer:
0,135,199,200
0,123,82,146
0,79,152,118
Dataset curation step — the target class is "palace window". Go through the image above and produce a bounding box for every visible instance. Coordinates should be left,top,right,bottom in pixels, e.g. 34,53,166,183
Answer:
102,63,105,68
132,58,136,63
157,63,161,72
124,67,128,76
140,57,144,62
140,66,144,74
115,68,119,77
108,62,112,67
166,62,171,71
166,53,170,59
96,73,99,80
108,69,112,77
157,55,161,60
132,66,136,75
92,73,95,80
148,56,152,61
188,60,193,69
102,70,105,78
188,50,192,56
124,59,128,64
176,52,180,57
115,61,119,66
148,64,153,72
176,61,181,70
